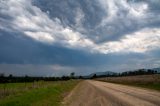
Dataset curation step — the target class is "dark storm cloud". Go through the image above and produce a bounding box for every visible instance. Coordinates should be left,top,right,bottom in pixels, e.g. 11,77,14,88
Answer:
96,0,160,42
32,0,105,28
32,0,106,41
0,30,98,66
33,0,160,43
0,0,160,76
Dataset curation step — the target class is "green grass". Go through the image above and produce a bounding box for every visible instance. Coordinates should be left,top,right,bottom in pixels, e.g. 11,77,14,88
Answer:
0,83,26,89
0,80,80,106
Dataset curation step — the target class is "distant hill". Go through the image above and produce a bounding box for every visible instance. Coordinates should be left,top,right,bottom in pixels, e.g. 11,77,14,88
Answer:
89,71,117,77
82,71,117,79
82,67,160,79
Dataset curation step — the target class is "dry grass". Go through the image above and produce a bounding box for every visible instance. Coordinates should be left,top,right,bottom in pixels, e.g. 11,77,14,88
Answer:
96,74,160,91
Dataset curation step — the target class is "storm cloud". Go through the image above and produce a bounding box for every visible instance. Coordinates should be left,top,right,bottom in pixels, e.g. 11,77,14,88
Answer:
0,0,160,76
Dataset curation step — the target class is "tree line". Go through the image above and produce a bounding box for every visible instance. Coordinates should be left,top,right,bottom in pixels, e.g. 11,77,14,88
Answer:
0,72,77,83
91,69,158,79
120,69,157,76
0,69,159,83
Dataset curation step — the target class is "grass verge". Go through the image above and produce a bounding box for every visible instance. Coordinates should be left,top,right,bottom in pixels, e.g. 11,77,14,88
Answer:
0,80,80,106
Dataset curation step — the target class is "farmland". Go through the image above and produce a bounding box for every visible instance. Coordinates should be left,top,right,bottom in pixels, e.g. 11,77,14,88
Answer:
96,74,160,91
0,75,160,106
0,80,79,106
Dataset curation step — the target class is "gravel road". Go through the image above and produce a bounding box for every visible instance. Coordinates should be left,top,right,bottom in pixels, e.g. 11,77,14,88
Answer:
63,80,160,106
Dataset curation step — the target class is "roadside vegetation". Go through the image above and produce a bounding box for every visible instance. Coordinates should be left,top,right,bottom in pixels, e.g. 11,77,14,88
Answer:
0,80,80,106
96,74,160,91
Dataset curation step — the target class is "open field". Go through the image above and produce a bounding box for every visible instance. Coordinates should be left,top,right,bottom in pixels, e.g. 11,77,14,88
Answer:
1,75,160,106
63,80,160,106
96,74,160,91
0,80,80,106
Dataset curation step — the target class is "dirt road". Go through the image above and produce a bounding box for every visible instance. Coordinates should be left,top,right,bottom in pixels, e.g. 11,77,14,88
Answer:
63,80,160,106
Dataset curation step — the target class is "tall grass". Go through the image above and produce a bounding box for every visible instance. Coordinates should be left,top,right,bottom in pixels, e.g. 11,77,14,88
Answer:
0,81,52,98
97,74,160,91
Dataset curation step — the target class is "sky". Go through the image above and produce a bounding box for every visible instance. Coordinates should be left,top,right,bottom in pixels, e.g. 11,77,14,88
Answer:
0,0,160,76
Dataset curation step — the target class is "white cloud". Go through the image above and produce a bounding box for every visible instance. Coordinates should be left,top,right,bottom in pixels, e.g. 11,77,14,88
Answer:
75,8,85,27
96,28,160,54
97,0,149,28
74,8,86,33
0,0,160,54
24,31,54,43
0,0,86,45
0,0,94,50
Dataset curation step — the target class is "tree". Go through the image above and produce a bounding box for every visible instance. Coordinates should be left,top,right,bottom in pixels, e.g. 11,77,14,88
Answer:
91,74,97,79
0,73,4,77
70,72,75,79
79,76,83,79
9,74,13,78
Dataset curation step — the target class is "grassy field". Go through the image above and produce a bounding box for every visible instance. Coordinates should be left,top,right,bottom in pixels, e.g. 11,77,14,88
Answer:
0,80,80,106
96,74,160,91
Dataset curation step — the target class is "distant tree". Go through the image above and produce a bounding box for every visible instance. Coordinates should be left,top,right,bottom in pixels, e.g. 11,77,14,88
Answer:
0,73,4,77
50,77,56,81
70,72,75,79
154,71,157,74
0,73,5,83
9,74,13,78
91,74,97,79
61,76,70,80
79,76,83,79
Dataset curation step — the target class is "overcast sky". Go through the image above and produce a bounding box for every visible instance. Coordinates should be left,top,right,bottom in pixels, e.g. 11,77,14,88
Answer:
0,0,160,76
